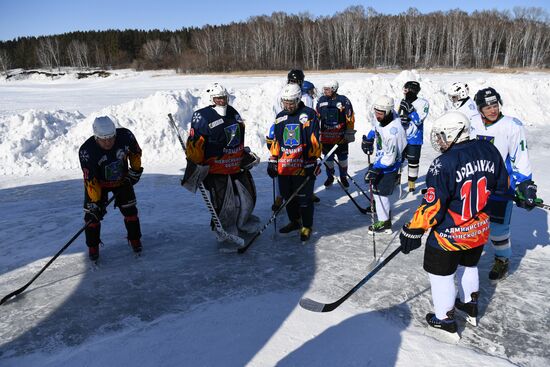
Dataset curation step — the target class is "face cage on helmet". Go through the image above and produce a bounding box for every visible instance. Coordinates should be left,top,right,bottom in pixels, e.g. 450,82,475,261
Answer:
281,97,300,112
430,130,448,153
448,94,464,109
211,95,228,106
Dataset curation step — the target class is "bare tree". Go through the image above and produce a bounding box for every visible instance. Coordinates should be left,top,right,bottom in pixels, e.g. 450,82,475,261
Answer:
0,48,10,74
142,39,167,63
67,40,89,69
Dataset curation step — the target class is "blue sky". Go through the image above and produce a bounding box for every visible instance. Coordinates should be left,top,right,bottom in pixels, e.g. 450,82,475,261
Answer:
1,0,548,41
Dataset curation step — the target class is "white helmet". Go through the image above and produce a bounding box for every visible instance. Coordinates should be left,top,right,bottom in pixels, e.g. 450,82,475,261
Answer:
206,82,228,116
446,82,470,109
373,95,394,115
322,80,339,93
93,116,116,139
281,83,302,106
430,111,471,153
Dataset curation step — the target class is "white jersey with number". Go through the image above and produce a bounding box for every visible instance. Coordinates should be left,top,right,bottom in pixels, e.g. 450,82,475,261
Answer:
368,112,408,173
470,114,532,189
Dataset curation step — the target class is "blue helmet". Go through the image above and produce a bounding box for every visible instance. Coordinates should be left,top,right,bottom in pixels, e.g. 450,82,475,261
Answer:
301,80,315,93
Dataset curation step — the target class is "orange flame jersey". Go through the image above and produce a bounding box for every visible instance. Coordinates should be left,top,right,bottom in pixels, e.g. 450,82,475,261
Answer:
269,104,321,176
79,128,142,203
186,105,246,175
408,140,509,251
316,94,355,145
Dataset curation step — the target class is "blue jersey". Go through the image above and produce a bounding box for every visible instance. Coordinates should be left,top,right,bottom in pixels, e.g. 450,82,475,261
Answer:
186,105,245,175
316,94,355,145
399,97,429,145
269,103,321,176
79,128,142,203
409,140,509,251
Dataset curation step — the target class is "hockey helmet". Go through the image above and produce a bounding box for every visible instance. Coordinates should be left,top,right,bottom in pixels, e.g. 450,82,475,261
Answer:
287,69,305,86
446,82,470,109
373,95,394,115
430,111,470,153
93,116,116,139
474,87,502,110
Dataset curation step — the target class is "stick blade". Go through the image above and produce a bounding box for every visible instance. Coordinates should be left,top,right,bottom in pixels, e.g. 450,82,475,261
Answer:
299,297,332,312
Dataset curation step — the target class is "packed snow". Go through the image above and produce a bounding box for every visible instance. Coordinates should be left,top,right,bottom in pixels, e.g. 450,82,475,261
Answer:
0,69,549,366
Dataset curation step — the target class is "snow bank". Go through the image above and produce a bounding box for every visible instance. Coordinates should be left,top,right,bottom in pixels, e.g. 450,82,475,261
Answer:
1,70,549,176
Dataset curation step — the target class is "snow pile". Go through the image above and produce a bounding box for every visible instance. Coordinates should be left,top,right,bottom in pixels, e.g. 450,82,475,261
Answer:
0,70,549,177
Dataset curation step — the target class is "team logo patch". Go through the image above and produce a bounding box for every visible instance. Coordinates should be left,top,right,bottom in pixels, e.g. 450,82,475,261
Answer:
224,124,241,147
189,127,195,138
390,127,398,135
104,160,124,181
476,134,495,144
299,113,309,124
192,112,201,124
283,124,301,147
424,187,436,203
337,102,343,111
429,158,442,176
79,149,89,162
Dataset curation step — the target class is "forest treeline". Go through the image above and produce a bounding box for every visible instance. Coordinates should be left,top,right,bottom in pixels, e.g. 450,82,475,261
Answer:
0,6,548,74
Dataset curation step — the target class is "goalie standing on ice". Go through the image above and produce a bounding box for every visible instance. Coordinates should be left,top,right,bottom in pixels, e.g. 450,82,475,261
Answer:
182,83,260,245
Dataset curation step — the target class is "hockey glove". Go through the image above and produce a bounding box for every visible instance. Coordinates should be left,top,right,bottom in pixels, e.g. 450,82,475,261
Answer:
181,159,209,193
516,180,538,211
127,167,143,185
241,147,260,170
343,129,356,143
364,165,381,183
400,224,424,254
361,135,374,155
399,100,414,127
85,202,106,221
267,159,278,178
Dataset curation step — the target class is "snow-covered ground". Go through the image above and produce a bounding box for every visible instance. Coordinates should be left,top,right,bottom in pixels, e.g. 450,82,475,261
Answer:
0,69,549,366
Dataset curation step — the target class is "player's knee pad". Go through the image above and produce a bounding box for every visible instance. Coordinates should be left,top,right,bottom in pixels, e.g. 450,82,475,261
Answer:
120,203,138,217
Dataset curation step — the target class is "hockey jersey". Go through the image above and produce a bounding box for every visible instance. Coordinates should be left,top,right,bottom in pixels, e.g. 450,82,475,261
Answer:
366,112,407,173
316,94,355,145
409,140,509,251
186,105,246,175
79,128,142,203
401,97,429,145
269,103,321,176
470,114,532,191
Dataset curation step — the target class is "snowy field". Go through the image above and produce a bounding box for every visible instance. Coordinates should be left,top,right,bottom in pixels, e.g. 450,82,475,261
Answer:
0,69,549,366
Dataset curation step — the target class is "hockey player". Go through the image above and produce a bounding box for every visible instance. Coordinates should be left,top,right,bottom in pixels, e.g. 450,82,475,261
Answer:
182,83,260,247
269,70,319,208
316,80,356,188
471,87,538,282
79,116,144,262
287,69,315,108
398,81,430,192
399,111,509,334
267,83,321,241
446,82,483,134
301,80,318,107
362,95,407,233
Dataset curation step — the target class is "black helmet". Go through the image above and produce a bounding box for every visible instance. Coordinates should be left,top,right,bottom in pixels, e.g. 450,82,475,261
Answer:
287,69,305,86
403,81,421,95
474,87,502,109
